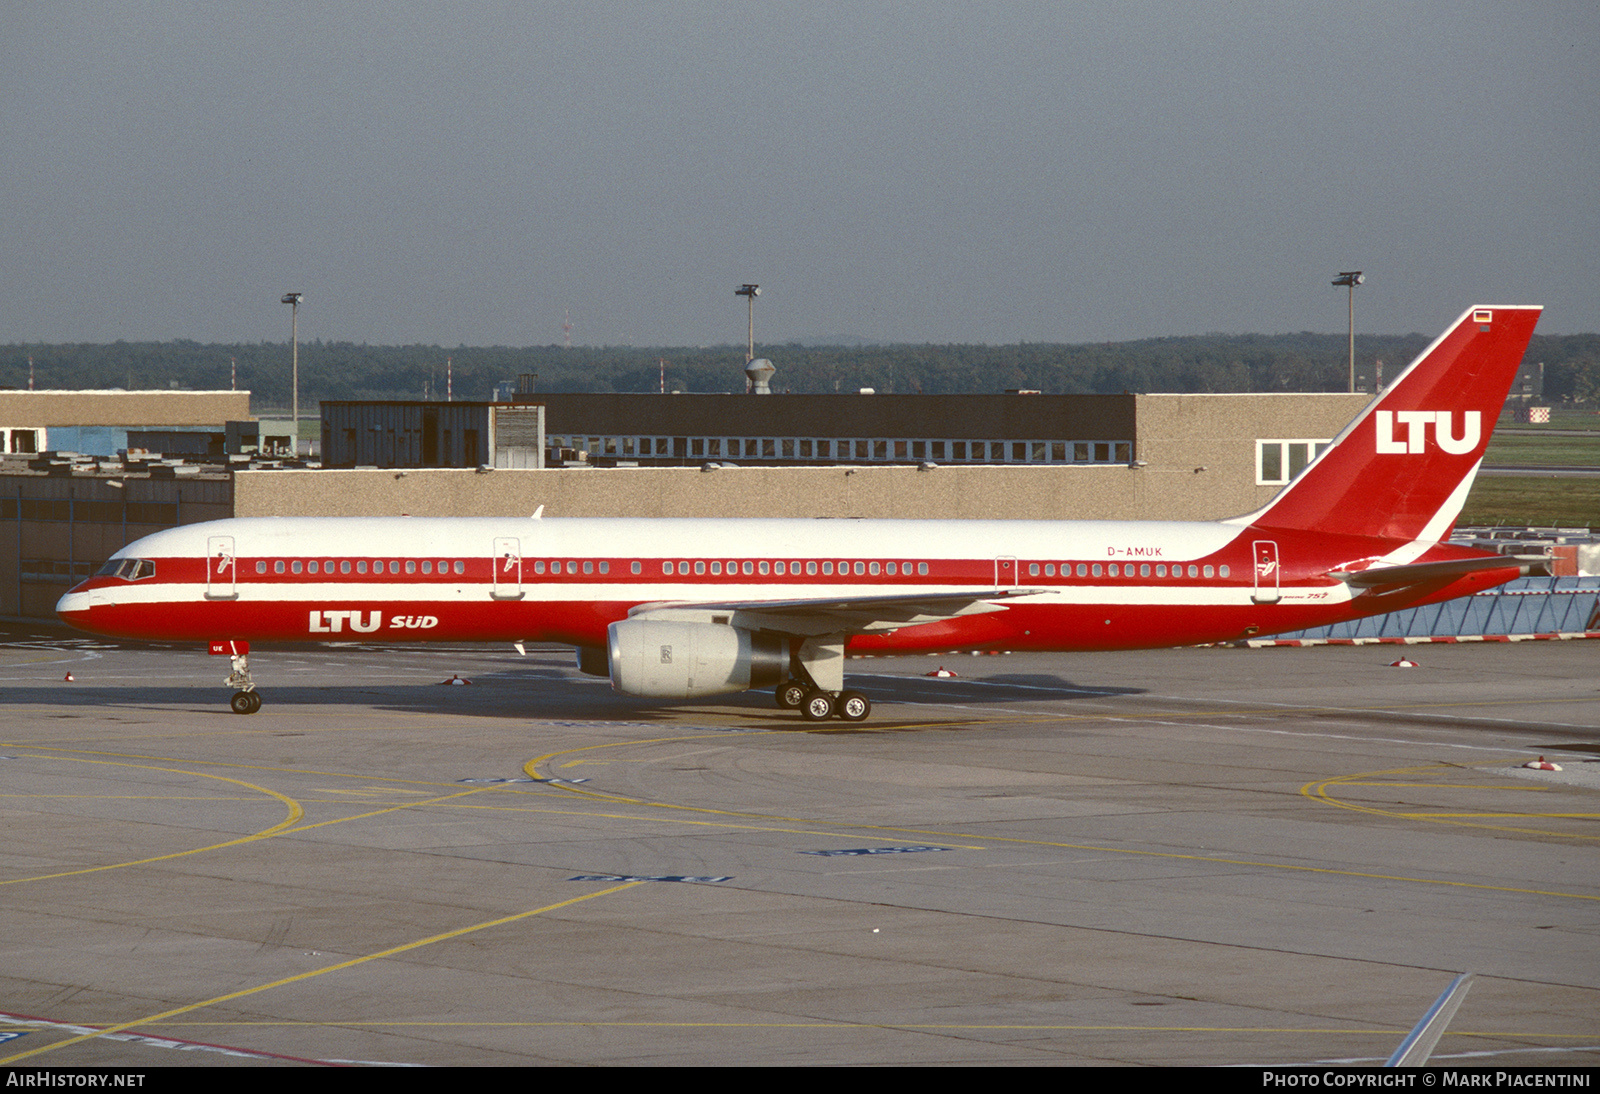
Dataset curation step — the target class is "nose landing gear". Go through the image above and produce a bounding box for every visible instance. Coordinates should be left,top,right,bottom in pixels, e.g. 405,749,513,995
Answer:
225,651,262,715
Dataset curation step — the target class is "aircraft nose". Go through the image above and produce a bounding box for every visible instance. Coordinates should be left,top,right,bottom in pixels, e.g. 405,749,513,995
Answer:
56,589,93,624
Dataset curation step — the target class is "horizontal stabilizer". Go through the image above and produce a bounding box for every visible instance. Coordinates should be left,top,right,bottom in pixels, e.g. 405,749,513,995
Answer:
1328,556,1526,589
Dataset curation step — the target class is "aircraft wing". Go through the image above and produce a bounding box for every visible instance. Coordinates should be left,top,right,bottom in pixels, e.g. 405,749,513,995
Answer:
1328,555,1528,590
626,588,1046,637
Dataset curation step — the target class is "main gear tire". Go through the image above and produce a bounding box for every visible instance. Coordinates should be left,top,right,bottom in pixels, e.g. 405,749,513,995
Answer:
836,690,871,722
801,690,835,721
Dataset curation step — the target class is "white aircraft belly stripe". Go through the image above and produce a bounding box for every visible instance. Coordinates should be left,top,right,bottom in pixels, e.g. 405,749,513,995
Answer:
89,580,1347,609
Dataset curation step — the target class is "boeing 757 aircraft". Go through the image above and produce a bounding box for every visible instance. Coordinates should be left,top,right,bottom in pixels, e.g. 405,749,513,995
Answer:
57,305,1541,721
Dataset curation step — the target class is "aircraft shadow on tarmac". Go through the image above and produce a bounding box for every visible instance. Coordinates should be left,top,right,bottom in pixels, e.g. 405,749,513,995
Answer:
849,670,1146,706
0,668,1146,725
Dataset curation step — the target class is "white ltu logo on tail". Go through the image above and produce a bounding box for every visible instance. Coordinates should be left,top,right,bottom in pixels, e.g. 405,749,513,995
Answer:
1374,411,1481,455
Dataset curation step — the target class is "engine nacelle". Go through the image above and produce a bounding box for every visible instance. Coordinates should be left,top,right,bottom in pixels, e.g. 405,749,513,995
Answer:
607,620,787,698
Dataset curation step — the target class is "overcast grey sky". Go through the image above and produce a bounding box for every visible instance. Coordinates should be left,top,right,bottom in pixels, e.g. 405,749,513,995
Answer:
2,2,1595,348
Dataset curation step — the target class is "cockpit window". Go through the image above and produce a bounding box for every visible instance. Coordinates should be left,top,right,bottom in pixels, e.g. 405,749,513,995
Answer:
98,558,156,581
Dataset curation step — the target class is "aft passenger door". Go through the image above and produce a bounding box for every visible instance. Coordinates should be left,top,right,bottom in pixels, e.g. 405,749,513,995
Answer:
1252,540,1281,604
492,537,523,600
206,535,237,600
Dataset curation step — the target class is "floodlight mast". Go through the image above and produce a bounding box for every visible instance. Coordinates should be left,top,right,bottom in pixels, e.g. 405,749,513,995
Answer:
280,292,304,452
736,284,760,363
1332,271,1363,393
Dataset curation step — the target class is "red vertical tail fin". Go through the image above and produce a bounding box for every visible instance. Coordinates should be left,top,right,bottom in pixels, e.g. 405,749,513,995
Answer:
1238,305,1541,542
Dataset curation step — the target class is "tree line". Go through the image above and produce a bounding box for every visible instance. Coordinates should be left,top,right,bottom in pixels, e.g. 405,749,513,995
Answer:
2,332,1595,410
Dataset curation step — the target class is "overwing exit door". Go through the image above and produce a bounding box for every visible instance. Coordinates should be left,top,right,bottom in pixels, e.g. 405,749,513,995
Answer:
492,537,523,599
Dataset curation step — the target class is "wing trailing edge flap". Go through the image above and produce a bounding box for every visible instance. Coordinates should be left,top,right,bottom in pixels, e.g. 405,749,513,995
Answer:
1328,555,1529,591
626,588,1047,637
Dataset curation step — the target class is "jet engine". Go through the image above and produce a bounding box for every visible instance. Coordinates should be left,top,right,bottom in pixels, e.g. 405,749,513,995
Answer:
604,619,786,698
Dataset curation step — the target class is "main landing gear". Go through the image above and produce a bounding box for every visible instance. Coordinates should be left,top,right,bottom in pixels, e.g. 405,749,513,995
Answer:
226,651,262,715
774,681,871,723
774,634,869,722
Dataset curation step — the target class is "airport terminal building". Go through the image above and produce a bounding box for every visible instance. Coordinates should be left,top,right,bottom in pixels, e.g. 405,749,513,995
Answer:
318,391,1363,482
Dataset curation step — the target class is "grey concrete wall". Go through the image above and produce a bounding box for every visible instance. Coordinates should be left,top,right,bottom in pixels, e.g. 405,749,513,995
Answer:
235,462,1241,522
0,391,252,428
1134,393,1372,517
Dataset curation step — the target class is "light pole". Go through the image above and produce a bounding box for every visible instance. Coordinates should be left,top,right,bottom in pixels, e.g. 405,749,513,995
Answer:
1332,271,1363,393
281,292,304,454
735,284,760,364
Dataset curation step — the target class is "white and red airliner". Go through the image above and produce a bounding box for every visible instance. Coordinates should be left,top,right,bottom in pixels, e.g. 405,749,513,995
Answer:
58,305,1541,721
